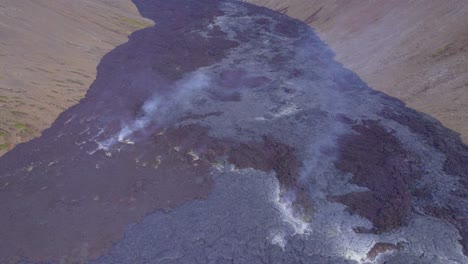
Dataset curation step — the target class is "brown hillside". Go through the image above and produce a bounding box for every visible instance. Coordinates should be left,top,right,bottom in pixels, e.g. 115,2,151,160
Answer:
0,0,152,156
246,0,468,143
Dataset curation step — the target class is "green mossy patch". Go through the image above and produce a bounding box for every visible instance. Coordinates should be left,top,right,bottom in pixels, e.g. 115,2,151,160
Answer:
0,143,9,150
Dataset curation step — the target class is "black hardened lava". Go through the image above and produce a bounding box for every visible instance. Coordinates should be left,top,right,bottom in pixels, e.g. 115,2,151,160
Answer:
0,1,238,262
0,0,467,263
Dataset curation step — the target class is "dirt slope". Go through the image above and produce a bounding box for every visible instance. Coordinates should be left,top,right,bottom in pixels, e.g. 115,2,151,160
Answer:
0,0,152,155
245,0,468,143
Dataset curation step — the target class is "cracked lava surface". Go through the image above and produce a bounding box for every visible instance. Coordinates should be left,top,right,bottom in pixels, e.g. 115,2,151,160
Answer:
0,0,467,263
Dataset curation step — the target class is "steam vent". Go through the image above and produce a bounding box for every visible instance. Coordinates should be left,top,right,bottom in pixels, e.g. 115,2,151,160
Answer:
0,1,467,263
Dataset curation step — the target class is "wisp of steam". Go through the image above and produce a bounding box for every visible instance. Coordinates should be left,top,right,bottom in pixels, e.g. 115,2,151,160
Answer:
99,71,213,149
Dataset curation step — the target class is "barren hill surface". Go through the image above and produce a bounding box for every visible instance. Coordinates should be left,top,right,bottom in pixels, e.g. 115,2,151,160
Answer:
0,0,152,155
246,0,468,143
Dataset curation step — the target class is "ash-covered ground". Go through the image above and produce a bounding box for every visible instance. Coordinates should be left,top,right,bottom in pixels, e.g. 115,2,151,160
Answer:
0,0,467,263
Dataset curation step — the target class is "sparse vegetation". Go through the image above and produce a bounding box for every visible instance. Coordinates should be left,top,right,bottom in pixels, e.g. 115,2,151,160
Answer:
70,70,92,78
0,130,8,138
35,67,53,73
118,15,153,29
13,122,34,134
13,100,26,107
0,143,9,150
13,122,27,130
11,110,28,117
66,79,84,85
431,42,458,60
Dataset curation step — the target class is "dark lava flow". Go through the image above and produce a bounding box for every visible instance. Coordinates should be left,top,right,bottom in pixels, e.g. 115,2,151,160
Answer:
0,1,237,262
0,0,467,263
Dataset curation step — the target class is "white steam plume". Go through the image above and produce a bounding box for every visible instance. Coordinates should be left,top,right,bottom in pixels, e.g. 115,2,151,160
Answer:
99,71,212,149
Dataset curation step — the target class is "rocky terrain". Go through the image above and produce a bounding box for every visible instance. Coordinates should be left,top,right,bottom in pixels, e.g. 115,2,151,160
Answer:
246,0,468,143
0,0,152,155
1,0,466,157
0,1,467,263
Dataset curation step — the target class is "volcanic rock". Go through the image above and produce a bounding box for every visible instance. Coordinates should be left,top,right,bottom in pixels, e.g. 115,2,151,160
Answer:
0,0,466,263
